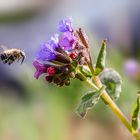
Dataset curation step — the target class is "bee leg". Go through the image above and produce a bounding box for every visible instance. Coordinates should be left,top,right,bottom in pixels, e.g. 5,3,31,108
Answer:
17,57,21,62
21,56,25,64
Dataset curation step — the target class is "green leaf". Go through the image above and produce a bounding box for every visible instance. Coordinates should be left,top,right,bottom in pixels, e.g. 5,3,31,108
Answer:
94,40,106,75
131,91,140,131
76,86,104,118
79,65,92,78
100,68,122,101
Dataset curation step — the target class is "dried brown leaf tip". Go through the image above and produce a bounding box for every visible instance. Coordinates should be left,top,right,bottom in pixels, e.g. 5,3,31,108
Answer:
75,28,89,48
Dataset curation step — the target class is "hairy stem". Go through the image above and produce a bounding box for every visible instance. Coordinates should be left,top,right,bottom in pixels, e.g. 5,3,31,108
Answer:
84,39,140,139
93,76,132,132
88,76,140,140
133,132,140,140
78,68,140,139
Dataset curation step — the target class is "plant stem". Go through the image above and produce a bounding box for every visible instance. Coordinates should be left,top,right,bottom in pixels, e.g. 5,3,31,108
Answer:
133,132,140,140
77,67,140,139
84,40,140,139
77,66,140,139
93,76,132,132
87,75,140,140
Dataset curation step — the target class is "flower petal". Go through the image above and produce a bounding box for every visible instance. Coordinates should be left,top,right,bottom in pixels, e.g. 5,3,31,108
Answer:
59,32,76,50
33,60,47,79
48,33,59,49
58,18,73,32
37,43,56,61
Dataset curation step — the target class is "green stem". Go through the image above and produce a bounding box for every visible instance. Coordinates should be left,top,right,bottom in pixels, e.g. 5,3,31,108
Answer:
92,76,132,132
133,132,140,140
77,69,140,139
80,41,140,139
89,76,140,139
91,76,140,140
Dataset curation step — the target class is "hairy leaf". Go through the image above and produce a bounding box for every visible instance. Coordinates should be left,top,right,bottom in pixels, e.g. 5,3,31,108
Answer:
131,91,140,131
100,68,122,101
77,86,104,118
94,40,106,75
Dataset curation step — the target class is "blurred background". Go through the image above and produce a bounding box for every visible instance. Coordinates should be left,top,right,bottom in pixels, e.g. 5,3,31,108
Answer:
0,0,140,140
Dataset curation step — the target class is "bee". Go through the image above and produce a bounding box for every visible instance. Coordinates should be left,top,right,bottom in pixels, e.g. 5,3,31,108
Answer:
0,45,25,65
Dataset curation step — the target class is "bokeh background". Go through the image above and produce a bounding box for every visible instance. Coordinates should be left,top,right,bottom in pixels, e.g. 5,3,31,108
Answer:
0,0,140,140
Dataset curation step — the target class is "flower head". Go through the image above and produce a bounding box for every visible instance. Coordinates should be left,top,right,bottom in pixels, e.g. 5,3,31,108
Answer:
33,18,93,86
58,18,73,33
125,59,139,74
124,59,140,82
58,18,76,50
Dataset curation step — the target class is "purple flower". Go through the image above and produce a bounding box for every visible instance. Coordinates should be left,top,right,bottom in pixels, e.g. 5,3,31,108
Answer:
58,18,73,33
37,43,56,61
37,34,59,61
125,59,139,74
33,60,47,79
59,32,76,50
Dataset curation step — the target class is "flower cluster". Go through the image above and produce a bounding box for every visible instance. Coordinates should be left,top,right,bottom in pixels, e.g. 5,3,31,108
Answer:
33,18,93,86
32,18,140,140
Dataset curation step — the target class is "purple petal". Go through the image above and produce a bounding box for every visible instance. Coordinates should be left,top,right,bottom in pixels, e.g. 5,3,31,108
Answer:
59,32,76,50
58,18,73,33
48,34,59,49
36,34,59,61
33,60,47,79
37,43,56,61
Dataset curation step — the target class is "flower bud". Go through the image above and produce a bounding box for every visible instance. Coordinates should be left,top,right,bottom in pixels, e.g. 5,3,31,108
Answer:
70,52,78,59
47,67,56,76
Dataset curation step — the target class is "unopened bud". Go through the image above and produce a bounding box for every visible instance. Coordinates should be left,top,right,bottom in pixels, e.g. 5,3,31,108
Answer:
47,67,56,76
46,76,53,83
69,72,75,78
65,79,70,86
70,52,78,59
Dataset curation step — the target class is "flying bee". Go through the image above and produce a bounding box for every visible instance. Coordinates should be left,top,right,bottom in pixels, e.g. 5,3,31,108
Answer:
0,45,26,65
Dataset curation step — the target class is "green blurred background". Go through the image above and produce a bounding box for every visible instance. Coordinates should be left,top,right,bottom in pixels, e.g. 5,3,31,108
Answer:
0,0,140,140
